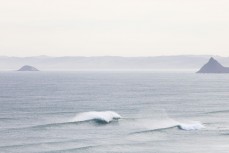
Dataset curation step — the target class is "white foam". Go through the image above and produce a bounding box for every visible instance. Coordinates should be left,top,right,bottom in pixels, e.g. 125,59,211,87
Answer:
178,122,204,130
71,111,121,123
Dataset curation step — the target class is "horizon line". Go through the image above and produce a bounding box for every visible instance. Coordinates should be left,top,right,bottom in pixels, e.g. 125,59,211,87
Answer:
0,54,227,58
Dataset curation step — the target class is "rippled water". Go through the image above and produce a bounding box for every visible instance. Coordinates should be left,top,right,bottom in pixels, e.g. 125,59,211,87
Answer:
0,71,229,153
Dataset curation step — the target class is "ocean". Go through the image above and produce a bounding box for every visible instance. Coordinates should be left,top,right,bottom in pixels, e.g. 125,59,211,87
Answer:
0,71,229,153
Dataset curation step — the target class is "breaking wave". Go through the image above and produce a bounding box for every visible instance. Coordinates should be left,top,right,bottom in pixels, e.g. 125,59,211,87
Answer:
178,122,204,130
3,111,122,130
9,111,204,134
70,111,122,123
132,121,204,134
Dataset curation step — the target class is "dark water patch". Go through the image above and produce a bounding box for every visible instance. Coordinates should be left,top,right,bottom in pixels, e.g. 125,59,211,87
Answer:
0,111,76,116
40,145,97,153
38,141,153,153
130,126,178,135
221,133,229,136
205,110,229,115
0,138,88,149
0,117,15,121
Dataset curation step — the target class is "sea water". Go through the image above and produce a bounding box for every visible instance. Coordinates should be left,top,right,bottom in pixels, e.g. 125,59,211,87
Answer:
0,71,229,153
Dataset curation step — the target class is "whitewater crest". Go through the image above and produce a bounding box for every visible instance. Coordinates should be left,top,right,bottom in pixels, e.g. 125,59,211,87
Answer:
178,122,204,130
71,111,122,123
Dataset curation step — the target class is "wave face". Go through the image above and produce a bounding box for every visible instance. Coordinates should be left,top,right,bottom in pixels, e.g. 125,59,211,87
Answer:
132,122,204,134
71,111,122,123
130,118,205,134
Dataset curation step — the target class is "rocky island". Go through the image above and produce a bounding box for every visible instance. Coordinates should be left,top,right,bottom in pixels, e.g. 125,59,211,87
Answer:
197,57,229,73
18,65,39,71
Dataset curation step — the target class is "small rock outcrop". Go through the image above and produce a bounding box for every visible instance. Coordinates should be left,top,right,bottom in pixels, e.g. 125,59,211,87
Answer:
197,57,229,73
18,65,39,71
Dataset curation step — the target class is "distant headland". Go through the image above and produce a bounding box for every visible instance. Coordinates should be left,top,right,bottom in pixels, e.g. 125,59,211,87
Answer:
197,57,229,73
0,55,228,71
18,65,39,71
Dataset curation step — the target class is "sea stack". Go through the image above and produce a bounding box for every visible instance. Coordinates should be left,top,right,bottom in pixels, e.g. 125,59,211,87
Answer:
18,65,39,71
197,57,229,73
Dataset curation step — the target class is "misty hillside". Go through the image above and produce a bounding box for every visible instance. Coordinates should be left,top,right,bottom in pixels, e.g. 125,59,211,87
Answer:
0,55,229,70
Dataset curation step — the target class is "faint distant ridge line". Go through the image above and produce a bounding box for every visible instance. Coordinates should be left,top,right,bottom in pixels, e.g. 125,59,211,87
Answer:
0,55,229,70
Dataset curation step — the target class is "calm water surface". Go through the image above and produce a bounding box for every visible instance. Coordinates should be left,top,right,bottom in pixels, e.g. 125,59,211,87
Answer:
0,71,229,153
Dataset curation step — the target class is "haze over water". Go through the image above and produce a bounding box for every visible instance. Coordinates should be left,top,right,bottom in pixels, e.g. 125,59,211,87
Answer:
0,71,229,153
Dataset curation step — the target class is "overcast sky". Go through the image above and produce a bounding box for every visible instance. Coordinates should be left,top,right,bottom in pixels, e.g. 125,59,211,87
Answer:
0,0,229,57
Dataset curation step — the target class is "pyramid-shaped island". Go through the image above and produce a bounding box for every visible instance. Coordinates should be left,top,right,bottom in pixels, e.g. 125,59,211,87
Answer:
197,57,229,73
18,65,39,71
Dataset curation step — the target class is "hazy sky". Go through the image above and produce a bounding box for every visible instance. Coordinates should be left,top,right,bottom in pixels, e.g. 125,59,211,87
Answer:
0,0,229,57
